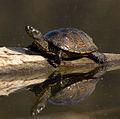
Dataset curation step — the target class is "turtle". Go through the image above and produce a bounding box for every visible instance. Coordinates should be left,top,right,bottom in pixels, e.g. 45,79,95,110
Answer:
25,26,107,67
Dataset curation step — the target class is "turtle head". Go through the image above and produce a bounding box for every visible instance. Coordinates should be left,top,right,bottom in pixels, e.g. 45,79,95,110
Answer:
25,26,49,52
25,25,42,39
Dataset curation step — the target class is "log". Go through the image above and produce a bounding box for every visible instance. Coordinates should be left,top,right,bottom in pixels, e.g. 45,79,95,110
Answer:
0,47,120,96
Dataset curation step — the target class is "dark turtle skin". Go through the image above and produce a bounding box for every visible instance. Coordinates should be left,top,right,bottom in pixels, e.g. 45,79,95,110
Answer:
25,26,107,67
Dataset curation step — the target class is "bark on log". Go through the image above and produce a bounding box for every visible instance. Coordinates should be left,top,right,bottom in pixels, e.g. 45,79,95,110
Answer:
0,47,120,96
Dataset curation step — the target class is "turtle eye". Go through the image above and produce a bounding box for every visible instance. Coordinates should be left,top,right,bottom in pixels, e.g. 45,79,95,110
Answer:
25,26,33,31
29,26,33,30
32,29,39,35
25,26,38,34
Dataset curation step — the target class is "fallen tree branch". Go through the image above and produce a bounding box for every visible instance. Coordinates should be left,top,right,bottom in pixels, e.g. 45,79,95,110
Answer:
0,47,120,96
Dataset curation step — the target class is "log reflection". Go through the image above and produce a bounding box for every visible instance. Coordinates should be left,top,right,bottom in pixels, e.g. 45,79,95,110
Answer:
27,65,107,116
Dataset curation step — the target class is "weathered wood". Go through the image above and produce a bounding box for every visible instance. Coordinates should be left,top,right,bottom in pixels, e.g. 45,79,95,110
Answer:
0,47,120,73
0,47,120,96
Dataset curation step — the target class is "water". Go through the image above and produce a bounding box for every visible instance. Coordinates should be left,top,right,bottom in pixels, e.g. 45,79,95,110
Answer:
0,0,120,119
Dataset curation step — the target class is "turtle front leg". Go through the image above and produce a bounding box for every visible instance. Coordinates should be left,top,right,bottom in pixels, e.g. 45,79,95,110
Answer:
47,59,60,68
48,51,62,68
87,51,107,64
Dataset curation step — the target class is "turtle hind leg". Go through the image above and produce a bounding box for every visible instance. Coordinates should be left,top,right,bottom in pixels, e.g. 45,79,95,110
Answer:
87,51,107,64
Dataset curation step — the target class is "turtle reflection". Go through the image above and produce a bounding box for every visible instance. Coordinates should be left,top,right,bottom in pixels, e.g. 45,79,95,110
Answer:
28,66,106,116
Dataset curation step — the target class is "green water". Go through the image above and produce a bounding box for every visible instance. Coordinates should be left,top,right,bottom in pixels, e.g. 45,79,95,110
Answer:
0,0,120,119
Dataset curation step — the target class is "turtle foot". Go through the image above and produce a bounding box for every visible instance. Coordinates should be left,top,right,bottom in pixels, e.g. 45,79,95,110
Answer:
88,51,107,64
47,59,60,68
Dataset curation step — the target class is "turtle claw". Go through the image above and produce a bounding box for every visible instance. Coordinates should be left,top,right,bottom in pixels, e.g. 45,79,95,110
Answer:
47,59,60,68
99,54,107,64
95,52,107,64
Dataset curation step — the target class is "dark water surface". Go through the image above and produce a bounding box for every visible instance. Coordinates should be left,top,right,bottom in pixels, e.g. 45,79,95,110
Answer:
0,0,120,119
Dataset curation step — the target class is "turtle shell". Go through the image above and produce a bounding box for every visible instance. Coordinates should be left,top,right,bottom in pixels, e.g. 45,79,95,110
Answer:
44,28,98,53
